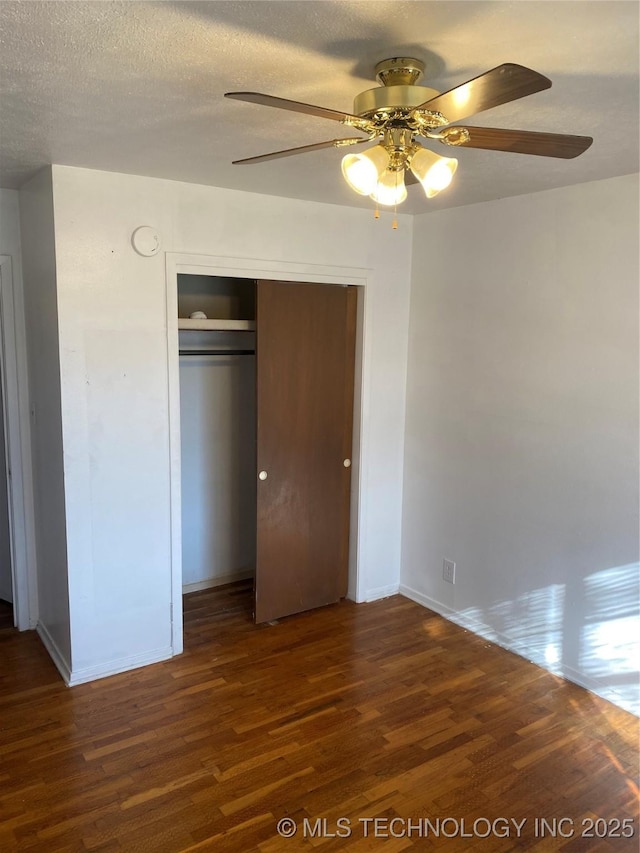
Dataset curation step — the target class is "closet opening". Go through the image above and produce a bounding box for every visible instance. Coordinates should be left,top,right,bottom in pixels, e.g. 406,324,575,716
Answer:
177,274,257,628
168,257,366,654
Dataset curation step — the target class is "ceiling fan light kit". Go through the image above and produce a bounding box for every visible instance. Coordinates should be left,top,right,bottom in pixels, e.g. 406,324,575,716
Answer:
370,169,407,207
410,148,458,198
225,55,593,221
341,144,389,195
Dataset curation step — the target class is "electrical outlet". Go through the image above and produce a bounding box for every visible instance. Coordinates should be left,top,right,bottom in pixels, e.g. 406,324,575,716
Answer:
443,559,456,584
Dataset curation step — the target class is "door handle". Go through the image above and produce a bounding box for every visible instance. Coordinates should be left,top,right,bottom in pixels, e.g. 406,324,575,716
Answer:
258,470,268,481
343,459,351,468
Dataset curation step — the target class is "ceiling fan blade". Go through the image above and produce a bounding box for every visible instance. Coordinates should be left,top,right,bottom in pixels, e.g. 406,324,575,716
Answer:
417,64,551,123
441,126,593,158
232,137,368,165
225,91,364,124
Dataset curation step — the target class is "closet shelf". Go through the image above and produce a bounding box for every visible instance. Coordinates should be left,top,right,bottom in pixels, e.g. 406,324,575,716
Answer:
178,318,256,332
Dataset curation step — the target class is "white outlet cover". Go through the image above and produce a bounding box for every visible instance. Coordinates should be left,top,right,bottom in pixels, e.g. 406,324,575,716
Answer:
443,559,456,584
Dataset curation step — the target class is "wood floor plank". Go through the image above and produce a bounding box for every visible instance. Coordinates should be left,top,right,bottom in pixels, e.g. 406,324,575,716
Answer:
0,582,637,851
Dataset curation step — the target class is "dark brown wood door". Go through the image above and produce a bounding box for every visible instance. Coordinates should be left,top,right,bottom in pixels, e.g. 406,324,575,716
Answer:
255,280,357,623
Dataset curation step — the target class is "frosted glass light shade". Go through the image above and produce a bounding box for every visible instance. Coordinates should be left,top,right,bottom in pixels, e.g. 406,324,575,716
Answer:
369,169,407,206
341,145,389,195
410,147,458,198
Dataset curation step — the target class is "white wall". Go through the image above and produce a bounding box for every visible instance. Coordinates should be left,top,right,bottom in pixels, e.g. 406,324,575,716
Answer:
401,174,639,714
179,333,256,589
49,165,412,682
18,172,71,666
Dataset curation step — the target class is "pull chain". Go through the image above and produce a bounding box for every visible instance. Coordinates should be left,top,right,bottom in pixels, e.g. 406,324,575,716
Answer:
392,171,398,229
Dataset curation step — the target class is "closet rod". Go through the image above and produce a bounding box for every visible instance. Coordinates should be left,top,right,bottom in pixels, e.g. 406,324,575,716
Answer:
179,349,255,357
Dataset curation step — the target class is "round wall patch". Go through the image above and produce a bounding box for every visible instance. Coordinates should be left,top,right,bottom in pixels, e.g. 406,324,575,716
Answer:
131,226,161,256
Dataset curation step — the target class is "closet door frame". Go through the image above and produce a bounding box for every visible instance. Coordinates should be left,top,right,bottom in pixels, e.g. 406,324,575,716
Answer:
165,253,370,655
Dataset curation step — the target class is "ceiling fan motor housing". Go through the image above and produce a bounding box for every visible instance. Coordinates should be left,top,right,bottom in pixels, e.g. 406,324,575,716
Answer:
354,57,444,126
353,83,440,117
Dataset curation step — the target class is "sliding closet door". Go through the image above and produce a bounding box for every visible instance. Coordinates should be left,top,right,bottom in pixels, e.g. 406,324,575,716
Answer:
255,280,357,623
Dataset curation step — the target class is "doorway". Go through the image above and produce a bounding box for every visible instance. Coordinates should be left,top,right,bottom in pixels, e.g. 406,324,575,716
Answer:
0,360,13,617
177,274,257,600
0,254,36,631
166,254,369,655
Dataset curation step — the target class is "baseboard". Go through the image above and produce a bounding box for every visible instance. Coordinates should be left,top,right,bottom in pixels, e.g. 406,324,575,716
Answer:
363,582,400,602
36,621,72,685
399,584,456,618
558,662,636,714
182,569,253,595
399,583,638,716
401,581,558,663
67,646,173,687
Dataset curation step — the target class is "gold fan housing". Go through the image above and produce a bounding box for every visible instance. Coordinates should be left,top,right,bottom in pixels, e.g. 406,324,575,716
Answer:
353,57,446,127
353,84,440,115
375,57,425,86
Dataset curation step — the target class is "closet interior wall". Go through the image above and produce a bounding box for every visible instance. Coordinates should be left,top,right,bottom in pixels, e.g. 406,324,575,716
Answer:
178,275,256,593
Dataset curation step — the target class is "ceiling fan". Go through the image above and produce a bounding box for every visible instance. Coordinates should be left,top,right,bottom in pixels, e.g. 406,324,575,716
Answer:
225,58,592,211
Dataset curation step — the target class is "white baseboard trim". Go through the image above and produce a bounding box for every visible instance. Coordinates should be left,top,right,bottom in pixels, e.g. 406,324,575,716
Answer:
401,582,555,655
182,570,253,595
363,583,400,603
401,582,558,662
399,583,638,716
558,662,635,714
67,646,173,687
36,621,72,685
399,584,455,618
559,663,599,694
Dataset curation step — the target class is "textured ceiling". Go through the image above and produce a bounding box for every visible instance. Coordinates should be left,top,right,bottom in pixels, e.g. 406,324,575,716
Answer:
0,1,638,214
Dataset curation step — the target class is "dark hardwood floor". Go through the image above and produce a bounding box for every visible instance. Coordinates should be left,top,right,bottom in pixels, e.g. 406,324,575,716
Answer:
0,581,637,851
